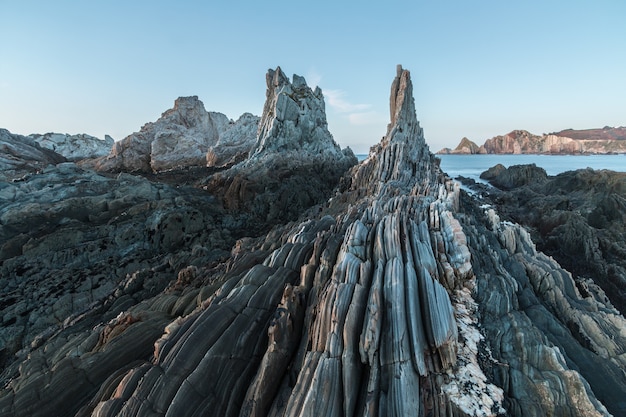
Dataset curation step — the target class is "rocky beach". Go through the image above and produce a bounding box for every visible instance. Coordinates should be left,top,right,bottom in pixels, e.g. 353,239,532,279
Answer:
0,65,625,417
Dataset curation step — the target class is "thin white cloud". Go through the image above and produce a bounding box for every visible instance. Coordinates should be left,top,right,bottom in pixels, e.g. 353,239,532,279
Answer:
348,111,383,126
324,89,371,113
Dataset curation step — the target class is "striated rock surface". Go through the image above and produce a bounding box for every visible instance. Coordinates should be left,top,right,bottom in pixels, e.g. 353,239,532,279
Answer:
476,164,626,316
29,132,114,160
0,162,244,379
0,65,624,417
0,128,66,181
94,96,258,172
439,129,626,155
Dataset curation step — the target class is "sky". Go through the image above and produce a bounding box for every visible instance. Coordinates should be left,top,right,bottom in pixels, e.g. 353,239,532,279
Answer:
1,1,625,154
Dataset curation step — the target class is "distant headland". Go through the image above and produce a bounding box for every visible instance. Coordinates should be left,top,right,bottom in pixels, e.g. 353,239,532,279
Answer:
437,126,626,155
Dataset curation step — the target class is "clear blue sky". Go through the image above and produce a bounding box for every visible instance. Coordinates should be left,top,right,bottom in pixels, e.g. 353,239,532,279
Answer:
1,0,625,153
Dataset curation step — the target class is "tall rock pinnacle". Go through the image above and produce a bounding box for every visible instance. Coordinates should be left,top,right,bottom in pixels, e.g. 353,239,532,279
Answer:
248,67,350,160
350,64,438,193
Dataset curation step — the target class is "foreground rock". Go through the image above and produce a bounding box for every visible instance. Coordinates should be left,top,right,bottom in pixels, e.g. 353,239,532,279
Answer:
0,162,244,376
0,66,624,417
94,96,259,172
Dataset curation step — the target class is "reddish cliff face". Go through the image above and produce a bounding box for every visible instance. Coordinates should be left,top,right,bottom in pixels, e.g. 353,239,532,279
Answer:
439,128,626,155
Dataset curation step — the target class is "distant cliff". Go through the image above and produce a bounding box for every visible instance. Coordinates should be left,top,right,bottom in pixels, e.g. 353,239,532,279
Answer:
438,127,626,154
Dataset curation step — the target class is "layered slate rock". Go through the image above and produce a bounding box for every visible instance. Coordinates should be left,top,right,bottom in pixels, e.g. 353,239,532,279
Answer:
29,132,114,160
82,65,495,417
478,164,626,316
458,196,625,416
0,162,241,380
0,128,66,181
95,96,258,172
0,66,624,417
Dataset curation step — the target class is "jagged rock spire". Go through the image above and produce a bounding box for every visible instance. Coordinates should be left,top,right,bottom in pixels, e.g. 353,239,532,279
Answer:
351,64,438,193
248,67,350,160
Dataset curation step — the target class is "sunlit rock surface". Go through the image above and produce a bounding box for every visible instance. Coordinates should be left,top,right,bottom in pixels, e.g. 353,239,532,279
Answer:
0,65,624,417
29,132,114,161
94,96,258,172
0,128,66,181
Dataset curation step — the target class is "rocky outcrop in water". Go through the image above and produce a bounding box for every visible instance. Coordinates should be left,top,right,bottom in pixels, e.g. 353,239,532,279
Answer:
95,96,259,172
0,65,624,417
437,137,483,155
474,164,626,316
439,128,626,154
29,132,114,160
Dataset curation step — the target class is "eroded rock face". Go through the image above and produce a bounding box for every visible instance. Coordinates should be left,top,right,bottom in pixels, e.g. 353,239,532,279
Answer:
0,66,624,417
206,112,260,167
0,128,66,181
0,162,242,379
29,132,114,161
95,96,258,172
476,164,626,316
204,67,357,233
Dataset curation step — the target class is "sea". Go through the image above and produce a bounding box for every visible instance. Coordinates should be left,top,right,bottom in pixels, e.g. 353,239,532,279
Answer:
355,153,626,183
437,154,626,183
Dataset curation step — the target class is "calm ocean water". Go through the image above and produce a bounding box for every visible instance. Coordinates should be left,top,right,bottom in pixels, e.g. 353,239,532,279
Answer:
438,154,626,183
354,153,626,182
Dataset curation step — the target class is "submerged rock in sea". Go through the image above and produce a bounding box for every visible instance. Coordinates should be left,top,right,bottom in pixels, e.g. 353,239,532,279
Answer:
0,65,624,417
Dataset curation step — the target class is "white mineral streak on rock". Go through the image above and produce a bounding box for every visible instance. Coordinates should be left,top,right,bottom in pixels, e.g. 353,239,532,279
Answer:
442,287,506,417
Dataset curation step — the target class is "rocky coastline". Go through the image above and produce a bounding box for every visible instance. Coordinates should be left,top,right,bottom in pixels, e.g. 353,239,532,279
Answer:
438,127,626,155
0,65,624,416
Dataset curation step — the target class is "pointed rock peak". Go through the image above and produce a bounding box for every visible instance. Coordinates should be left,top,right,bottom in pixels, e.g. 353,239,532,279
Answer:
249,66,352,161
388,64,417,131
351,65,437,192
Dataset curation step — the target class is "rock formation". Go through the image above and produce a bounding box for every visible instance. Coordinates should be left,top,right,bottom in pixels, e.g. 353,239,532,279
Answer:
206,112,260,167
202,67,357,233
437,137,483,155
29,132,114,160
438,128,626,154
474,164,626,316
95,96,258,172
0,65,624,417
0,128,66,181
